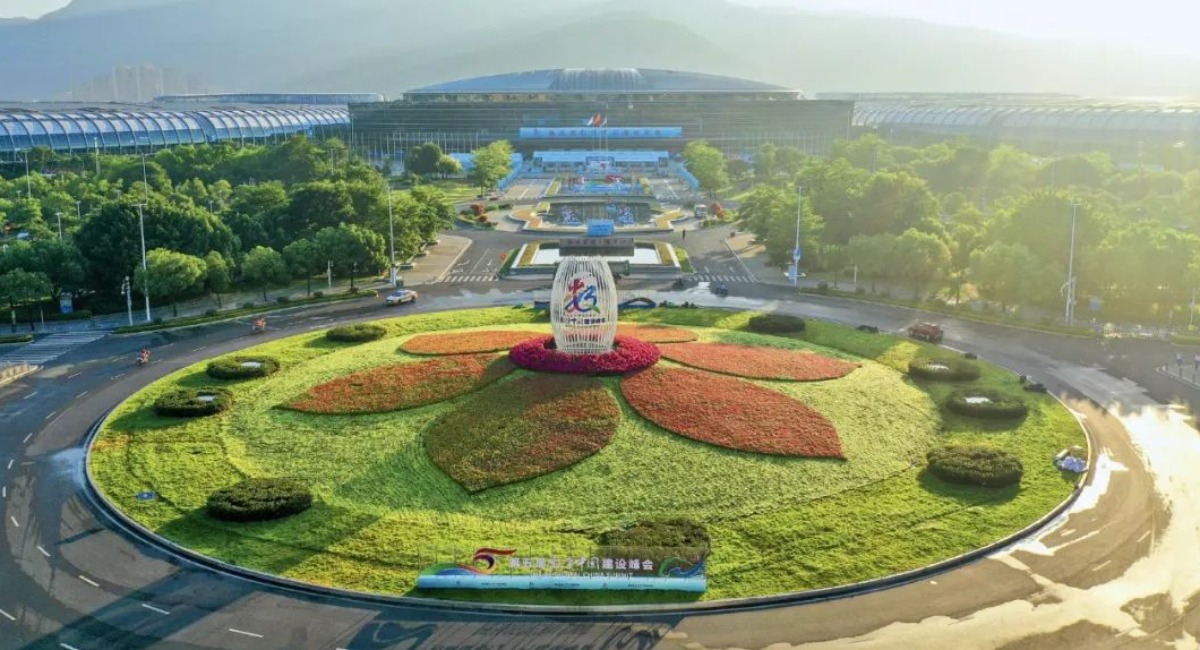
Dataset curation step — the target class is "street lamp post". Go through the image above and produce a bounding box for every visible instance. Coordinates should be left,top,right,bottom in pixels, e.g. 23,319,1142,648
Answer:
75,200,82,230
135,203,151,322
386,186,397,287
789,186,803,287
122,276,133,326
22,150,31,198
1063,202,1079,327
55,211,63,240
140,153,150,204
93,137,101,175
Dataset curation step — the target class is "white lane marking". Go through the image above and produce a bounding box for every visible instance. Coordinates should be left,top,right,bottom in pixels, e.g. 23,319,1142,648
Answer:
67,372,82,379
22,391,37,400
2,486,6,498
229,628,264,638
76,391,88,398
1092,559,1112,572
141,603,170,615
37,545,50,557
0,608,14,621
79,575,99,587
113,373,124,379
9,516,17,528
60,644,81,650
44,411,57,420
22,433,32,443
6,460,13,469
1138,530,1151,544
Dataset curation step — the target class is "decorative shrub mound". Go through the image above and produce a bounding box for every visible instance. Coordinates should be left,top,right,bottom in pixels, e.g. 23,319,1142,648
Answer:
285,354,515,414
206,356,280,380
425,375,621,492
621,366,844,458
908,358,982,382
400,330,541,355
946,389,1029,420
206,478,313,522
326,323,386,343
614,324,699,343
747,313,806,334
599,519,710,549
658,342,856,381
153,388,233,417
926,444,1024,487
509,335,660,375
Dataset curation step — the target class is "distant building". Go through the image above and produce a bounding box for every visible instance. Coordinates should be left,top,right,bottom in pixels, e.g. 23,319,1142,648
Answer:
68,65,211,103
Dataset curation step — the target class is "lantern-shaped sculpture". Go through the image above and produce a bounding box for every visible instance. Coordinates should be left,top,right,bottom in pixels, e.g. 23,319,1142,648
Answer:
551,256,619,354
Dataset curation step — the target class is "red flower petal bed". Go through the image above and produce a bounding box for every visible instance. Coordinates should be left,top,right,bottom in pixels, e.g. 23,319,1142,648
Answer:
621,366,844,458
658,342,857,381
425,375,621,492
509,335,661,375
283,354,515,414
614,324,699,343
400,330,542,355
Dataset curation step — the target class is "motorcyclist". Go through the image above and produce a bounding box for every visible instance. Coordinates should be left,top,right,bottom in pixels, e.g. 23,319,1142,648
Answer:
137,348,150,365
253,317,266,332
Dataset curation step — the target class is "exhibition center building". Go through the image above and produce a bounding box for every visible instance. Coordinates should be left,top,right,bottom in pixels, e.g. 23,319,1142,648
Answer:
348,68,855,158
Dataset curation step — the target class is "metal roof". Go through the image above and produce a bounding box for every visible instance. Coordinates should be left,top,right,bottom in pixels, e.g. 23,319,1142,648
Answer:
408,68,793,95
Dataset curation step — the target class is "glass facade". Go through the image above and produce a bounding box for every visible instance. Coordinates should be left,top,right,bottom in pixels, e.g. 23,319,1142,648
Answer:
0,107,349,155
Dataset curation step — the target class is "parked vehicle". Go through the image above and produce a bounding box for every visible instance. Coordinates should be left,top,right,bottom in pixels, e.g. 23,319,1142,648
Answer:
385,289,419,306
908,322,944,343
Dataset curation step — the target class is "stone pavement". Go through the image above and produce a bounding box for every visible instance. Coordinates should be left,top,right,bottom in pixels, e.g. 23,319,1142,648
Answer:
403,235,472,285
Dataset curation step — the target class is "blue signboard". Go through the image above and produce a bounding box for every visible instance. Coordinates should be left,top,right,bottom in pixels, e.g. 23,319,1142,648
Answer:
519,127,683,139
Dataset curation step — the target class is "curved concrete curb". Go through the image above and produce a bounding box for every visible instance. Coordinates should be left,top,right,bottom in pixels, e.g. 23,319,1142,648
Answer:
81,323,1092,616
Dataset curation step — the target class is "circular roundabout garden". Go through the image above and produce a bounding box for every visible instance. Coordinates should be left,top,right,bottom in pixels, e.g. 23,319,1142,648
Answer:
88,306,1086,605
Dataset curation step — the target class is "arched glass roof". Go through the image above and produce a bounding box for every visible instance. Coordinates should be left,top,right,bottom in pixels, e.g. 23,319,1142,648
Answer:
0,107,349,153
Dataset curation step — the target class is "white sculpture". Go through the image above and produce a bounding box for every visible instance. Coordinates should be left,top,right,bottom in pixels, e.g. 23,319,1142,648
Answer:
550,256,618,354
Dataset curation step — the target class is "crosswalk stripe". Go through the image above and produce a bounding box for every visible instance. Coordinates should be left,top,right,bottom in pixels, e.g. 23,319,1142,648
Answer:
0,332,108,366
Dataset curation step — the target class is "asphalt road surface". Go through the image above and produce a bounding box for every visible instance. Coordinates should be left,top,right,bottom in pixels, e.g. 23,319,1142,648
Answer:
2,279,1200,649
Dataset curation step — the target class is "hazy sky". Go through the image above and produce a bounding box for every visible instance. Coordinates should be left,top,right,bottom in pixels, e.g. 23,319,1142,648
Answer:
5,0,1199,59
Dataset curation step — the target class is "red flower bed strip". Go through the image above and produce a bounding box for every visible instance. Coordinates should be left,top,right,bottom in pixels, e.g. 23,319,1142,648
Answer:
659,342,857,381
425,375,621,492
401,330,542,355
621,367,844,458
614,324,698,343
284,354,515,414
509,335,661,375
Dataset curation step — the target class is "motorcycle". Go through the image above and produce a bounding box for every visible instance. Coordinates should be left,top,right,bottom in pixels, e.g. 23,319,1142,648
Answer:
136,350,151,366
712,283,729,298
251,318,267,334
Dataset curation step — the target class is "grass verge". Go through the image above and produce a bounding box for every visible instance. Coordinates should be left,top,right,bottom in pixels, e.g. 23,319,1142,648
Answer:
116,291,376,334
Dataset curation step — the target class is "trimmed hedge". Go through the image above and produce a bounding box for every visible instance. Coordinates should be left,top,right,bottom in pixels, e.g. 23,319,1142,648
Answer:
206,478,313,522
926,444,1024,488
747,313,806,334
326,323,386,343
908,358,982,382
946,389,1029,420
0,334,34,344
153,388,233,417
206,357,280,380
599,519,710,549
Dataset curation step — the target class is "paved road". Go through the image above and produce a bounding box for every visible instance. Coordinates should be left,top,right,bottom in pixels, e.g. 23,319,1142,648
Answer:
1,279,1198,649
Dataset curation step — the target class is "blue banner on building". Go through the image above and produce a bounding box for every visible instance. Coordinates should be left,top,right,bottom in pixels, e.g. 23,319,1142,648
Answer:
519,127,683,139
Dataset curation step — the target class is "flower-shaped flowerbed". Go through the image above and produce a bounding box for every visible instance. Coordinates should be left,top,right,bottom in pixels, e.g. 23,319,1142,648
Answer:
509,335,661,375
283,353,515,414
425,374,621,492
613,324,698,343
401,330,543,355
658,342,857,381
621,366,844,457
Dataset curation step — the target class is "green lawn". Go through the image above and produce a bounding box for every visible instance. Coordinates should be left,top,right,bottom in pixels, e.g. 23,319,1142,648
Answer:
90,307,1085,604
399,179,484,205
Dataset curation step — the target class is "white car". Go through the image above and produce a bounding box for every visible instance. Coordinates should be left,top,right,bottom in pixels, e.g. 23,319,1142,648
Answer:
385,289,418,306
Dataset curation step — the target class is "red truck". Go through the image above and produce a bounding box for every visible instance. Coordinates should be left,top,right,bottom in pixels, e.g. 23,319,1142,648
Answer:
908,322,944,343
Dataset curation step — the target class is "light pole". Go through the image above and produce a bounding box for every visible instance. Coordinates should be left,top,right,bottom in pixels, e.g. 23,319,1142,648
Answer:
93,137,101,175
386,186,397,287
135,203,151,322
21,150,31,197
75,200,82,230
140,153,150,204
789,185,803,287
122,276,133,326
1063,202,1079,327
55,211,63,240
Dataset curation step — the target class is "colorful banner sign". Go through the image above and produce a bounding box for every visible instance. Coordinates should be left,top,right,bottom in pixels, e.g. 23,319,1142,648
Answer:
519,127,683,139
418,547,707,592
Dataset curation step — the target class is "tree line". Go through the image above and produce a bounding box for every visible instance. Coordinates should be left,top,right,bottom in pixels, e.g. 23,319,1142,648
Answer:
685,136,1200,323
0,136,456,322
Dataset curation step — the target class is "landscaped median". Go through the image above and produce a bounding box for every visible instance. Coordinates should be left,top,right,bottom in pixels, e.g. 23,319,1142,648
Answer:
115,289,377,334
87,306,1085,606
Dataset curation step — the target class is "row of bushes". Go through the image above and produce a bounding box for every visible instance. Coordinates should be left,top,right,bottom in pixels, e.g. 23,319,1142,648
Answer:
206,478,313,522
927,444,1024,488
326,323,387,343
206,356,280,380
0,334,34,344
747,313,806,334
945,389,1029,420
153,387,233,417
598,519,710,549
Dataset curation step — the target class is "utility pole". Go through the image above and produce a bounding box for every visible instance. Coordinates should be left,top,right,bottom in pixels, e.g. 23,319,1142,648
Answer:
1064,202,1079,327
386,185,397,287
790,185,803,287
135,203,151,322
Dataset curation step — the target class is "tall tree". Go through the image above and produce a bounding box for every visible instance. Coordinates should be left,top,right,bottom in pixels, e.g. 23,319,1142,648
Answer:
754,143,777,181
845,234,897,293
891,228,951,300
969,242,1043,313
134,248,206,317
404,142,445,177
0,269,52,331
682,141,728,196
282,238,324,296
467,141,514,193
240,246,290,301
313,224,386,289
203,251,232,308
